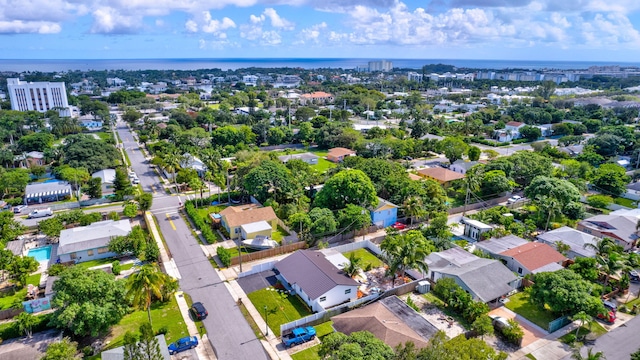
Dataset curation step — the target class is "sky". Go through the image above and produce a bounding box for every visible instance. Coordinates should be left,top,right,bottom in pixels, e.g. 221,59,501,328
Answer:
1,0,640,60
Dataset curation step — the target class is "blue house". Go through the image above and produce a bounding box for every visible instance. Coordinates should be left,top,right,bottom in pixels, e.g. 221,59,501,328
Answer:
371,197,398,228
57,219,131,263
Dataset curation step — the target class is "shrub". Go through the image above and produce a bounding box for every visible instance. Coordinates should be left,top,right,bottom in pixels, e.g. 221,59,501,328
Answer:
184,202,218,244
217,246,231,267
47,263,67,276
500,319,524,346
82,345,94,357
587,195,613,209
406,297,420,312
433,278,488,323
111,260,121,275
157,326,168,335
108,211,120,221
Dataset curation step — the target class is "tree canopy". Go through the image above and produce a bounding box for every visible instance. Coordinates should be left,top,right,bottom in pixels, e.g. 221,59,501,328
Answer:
530,269,604,316
314,169,377,210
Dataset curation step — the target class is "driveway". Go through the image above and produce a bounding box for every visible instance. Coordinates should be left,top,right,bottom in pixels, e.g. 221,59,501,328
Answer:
237,270,278,295
489,307,547,347
118,120,268,360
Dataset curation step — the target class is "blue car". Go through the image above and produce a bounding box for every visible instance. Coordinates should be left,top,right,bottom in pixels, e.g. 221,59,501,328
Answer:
168,336,198,355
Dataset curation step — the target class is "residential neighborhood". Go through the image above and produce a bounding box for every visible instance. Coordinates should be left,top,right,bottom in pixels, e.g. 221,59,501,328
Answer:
1,64,640,360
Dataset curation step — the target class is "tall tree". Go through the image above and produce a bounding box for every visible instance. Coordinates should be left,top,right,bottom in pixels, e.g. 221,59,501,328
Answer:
438,137,468,163
16,312,37,338
314,169,377,210
126,263,167,325
381,230,433,285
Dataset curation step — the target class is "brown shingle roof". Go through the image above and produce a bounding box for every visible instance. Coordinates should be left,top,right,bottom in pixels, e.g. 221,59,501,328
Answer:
332,297,436,349
328,147,356,158
416,167,465,182
500,242,566,272
408,173,423,181
219,205,277,228
275,250,358,300
506,121,524,127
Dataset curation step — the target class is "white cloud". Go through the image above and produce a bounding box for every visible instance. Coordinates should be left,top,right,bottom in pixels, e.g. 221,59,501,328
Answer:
263,8,294,30
240,8,294,45
295,22,327,44
185,11,236,40
90,7,140,34
0,20,61,34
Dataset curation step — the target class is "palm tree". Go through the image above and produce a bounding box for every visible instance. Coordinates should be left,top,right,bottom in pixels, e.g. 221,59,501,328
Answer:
555,241,571,256
584,237,625,286
583,237,618,258
403,196,425,226
342,254,363,278
571,311,593,339
571,348,606,360
16,312,36,338
381,230,431,286
162,151,181,190
126,263,167,325
536,195,561,231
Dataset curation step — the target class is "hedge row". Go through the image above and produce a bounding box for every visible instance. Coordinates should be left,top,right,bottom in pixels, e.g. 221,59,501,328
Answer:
0,313,53,341
184,202,219,244
469,137,510,147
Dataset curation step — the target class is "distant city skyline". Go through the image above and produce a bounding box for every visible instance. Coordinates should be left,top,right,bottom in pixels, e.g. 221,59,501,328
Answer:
1,1,640,61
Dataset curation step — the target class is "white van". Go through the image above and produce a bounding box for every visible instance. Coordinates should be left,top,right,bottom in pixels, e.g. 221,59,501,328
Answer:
27,208,53,219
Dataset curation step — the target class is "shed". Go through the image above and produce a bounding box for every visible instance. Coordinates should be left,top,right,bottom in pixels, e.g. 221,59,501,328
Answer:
241,220,273,240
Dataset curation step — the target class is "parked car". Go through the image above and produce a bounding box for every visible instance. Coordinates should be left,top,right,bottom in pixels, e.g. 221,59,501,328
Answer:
27,208,53,219
391,222,406,230
13,205,28,214
168,336,198,355
191,302,208,320
489,315,512,331
629,270,640,283
131,177,140,184
597,311,616,324
602,300,618,313
507,195,522,204
283,327,316,348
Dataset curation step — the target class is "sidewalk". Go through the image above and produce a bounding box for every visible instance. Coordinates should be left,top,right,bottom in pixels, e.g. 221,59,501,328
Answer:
175,291,217,360
223,274,292,360
509,321,577,360
145,211,182,279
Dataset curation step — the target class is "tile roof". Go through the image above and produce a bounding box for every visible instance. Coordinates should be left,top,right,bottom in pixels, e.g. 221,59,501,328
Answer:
275,250,358,300
500,242,566,272
506,121,524,127
416,167,465,182
328,147,356,158
332,296,436,349
219,205,277,228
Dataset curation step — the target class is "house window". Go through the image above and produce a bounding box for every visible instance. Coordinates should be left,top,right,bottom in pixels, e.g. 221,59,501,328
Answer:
87,250,94,256
98,247,109,254
345,289,351,295
70,253,77,260
319,296,326,302
518,267,523,274
235,228,240,234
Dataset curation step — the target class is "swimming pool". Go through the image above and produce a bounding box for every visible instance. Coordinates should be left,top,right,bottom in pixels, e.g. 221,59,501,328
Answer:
27,246,51,262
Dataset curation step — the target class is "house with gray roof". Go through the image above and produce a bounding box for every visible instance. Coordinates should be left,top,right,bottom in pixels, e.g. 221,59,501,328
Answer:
461,217,493,241
577,214,638,251
58,219,131,264
24,181,72,205
425,247,518,303
537,226,597,259
92,169,116,195
101,334,170,360
275,250,359,312
277,152,319,165
475,235,528,255
450,160,480,175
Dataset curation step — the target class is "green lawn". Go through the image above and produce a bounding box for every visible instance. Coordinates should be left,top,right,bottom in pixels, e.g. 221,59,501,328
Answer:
314,321,334,338
271,225,290,242
104,297,188,350
0,273,42,310
312,158,337,173
309,150,329,158
195,205,227,220
343,248,384,269
558,321,607,344
74,258,126,270
247,288,313,336
504,292,557,330
227,246,260,258
291,346,321,360
94,132,113,142
614,197,636,208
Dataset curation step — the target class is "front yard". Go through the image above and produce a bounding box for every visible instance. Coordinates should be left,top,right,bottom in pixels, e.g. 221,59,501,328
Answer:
74,258,135,271
247,287,313,336
504,291,558,330
102,296,188,350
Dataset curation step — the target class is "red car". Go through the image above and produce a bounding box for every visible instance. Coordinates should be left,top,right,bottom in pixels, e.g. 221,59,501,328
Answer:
597,311,616,324
391,222,406,230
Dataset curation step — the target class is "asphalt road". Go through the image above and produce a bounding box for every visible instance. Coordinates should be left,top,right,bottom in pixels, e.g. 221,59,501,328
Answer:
116,120,268,360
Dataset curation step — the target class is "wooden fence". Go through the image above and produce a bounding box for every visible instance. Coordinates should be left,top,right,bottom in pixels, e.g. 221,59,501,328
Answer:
230,241,306,266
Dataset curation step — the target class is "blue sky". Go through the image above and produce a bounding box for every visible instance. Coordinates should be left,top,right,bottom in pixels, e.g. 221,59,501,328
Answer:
2,0,640,60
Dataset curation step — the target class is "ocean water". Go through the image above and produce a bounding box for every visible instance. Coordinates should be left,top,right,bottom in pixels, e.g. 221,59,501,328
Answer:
0,58,639,72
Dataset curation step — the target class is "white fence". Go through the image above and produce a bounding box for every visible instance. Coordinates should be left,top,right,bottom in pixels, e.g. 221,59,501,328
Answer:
237,261,277,278
329,240,383,256
280,293,380,335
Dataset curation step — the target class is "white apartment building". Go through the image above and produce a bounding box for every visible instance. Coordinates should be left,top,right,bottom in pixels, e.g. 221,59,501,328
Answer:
7,78,71,116
368,60,393,72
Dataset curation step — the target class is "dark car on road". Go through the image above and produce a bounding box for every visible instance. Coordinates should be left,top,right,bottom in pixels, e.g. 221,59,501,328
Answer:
168,336,198,355
191,302,208,320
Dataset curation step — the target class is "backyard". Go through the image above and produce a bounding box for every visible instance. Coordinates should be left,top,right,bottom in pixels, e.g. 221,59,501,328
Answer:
504,291,558,330
0,273,42,310
343,248,384,269
247,287,313,336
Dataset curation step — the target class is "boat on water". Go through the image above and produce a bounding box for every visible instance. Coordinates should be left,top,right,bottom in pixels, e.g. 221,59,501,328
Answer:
241,235,279,250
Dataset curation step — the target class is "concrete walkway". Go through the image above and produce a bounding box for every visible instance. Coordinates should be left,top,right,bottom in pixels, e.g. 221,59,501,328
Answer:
145,211,182,280
509,321,578,360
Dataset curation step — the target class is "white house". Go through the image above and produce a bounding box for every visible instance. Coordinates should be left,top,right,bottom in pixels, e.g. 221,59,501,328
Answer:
450,160,480,175
275,250,359,312
91,169,116,196
461,217,493,241
58,220,131,263
495,121,525,142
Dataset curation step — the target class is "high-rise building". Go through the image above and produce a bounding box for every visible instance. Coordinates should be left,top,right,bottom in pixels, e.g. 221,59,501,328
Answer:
7,78,71,116
368,60,393,72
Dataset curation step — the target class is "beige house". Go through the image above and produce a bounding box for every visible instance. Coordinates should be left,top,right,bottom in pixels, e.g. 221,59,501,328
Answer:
219,205,278,240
